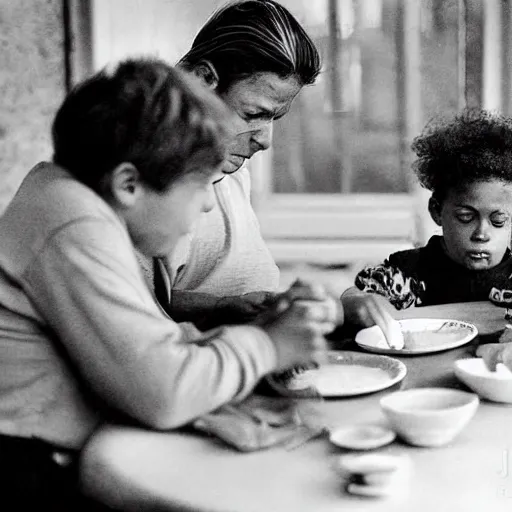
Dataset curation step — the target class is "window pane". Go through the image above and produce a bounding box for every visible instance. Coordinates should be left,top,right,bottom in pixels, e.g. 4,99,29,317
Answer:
420,0,460,118
272,0,461,195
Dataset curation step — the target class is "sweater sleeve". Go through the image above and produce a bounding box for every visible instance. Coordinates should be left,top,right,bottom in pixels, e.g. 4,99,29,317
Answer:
22,218,277,429
354,258,425,310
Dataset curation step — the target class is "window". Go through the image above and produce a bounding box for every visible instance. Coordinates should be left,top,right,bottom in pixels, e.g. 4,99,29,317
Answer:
251,0,509,266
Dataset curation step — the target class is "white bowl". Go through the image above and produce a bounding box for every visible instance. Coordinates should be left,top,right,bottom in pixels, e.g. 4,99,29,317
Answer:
380,388,479,447
454,358,512,403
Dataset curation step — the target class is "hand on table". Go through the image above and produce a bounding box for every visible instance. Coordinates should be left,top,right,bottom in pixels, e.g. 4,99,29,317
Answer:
255,279,341,371
341,290,404,349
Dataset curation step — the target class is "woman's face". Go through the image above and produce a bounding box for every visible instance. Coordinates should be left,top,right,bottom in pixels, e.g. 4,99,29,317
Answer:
217,72,302,174
432,180,512,270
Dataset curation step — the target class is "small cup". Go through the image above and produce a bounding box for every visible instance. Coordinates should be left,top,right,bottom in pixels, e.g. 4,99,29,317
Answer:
335,453,411,498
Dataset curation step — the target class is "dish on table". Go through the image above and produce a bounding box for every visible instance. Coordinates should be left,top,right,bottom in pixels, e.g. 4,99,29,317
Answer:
329,424,396,450
454,358,512,403
266,351,407,398
380,387,479,447
355,318,478,355
335,453,411,497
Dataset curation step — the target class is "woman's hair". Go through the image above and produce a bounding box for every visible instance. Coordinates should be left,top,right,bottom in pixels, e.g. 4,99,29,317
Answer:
412,109,512,201
52,58,233,193
179,0,321,92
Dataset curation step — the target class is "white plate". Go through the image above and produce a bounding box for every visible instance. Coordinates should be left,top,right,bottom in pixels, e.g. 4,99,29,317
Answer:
355,318,478,355
266,351,407,398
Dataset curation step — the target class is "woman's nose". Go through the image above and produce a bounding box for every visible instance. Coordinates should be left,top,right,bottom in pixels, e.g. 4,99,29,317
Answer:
251,123,273,151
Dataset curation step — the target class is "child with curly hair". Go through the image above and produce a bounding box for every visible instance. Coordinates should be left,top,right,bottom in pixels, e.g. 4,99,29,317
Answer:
342,109,512,345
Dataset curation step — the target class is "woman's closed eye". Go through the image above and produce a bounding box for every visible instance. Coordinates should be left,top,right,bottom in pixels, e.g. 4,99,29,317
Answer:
243,108,288,123
241,110,273,123
243,112,264,121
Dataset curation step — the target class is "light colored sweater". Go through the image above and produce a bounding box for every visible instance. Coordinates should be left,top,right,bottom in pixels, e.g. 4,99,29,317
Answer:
0,163,277,449
170,167,280,296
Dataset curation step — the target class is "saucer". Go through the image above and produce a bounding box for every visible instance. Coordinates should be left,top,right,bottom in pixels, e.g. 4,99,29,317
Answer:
329,424,396,450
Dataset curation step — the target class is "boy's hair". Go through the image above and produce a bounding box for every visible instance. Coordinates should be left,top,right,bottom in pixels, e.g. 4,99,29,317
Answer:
412,109,512,202
179,0,321,92
52,58,233,192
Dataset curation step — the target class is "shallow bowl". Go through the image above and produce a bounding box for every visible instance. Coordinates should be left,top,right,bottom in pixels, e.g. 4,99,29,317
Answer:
454,358,512,404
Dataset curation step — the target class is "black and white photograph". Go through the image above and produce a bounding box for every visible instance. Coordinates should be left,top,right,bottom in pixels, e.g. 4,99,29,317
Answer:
0,1,511,510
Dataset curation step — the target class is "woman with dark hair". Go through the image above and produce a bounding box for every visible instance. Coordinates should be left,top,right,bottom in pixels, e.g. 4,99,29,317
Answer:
156,0,322,330
178,0,320,91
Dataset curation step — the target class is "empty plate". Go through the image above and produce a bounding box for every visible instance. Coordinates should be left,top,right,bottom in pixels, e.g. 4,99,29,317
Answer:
355,318,478,356
266,351,407,398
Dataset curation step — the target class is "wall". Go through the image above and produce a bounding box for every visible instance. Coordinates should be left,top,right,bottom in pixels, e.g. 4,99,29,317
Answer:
0,0,224,216
0,0,66,213
91,0,226,70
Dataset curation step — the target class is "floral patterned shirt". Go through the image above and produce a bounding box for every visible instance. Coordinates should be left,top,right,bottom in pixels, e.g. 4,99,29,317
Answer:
355,236,512,310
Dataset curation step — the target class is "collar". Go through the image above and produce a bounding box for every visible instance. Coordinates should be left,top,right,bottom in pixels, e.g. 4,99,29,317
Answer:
425,235,512,273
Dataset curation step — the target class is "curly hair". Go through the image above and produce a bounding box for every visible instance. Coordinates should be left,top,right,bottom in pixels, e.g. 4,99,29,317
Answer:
411,109,512,201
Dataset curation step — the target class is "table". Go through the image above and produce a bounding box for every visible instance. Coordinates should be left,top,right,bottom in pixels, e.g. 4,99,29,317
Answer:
80,301,512,512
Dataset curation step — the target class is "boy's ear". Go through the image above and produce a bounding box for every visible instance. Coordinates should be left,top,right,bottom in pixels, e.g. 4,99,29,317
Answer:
106,162,143,208
428,196,442,226
190,60,219,90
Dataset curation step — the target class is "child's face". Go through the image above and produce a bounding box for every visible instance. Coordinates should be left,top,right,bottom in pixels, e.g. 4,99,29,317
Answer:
432,180,512,270
127,169,222,257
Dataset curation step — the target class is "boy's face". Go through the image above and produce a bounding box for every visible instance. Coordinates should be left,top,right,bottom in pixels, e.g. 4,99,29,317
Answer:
430,180,512,270
127,170,222,257
217,72,302,174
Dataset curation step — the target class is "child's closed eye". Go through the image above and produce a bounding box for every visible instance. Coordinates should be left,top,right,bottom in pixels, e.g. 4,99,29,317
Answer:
491,213,509,227
455,213,474,223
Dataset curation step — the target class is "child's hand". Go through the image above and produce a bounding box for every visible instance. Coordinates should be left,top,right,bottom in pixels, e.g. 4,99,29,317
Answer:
341,291,403,349
476,342,512,372
498,324,512,344
256,280,340,371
